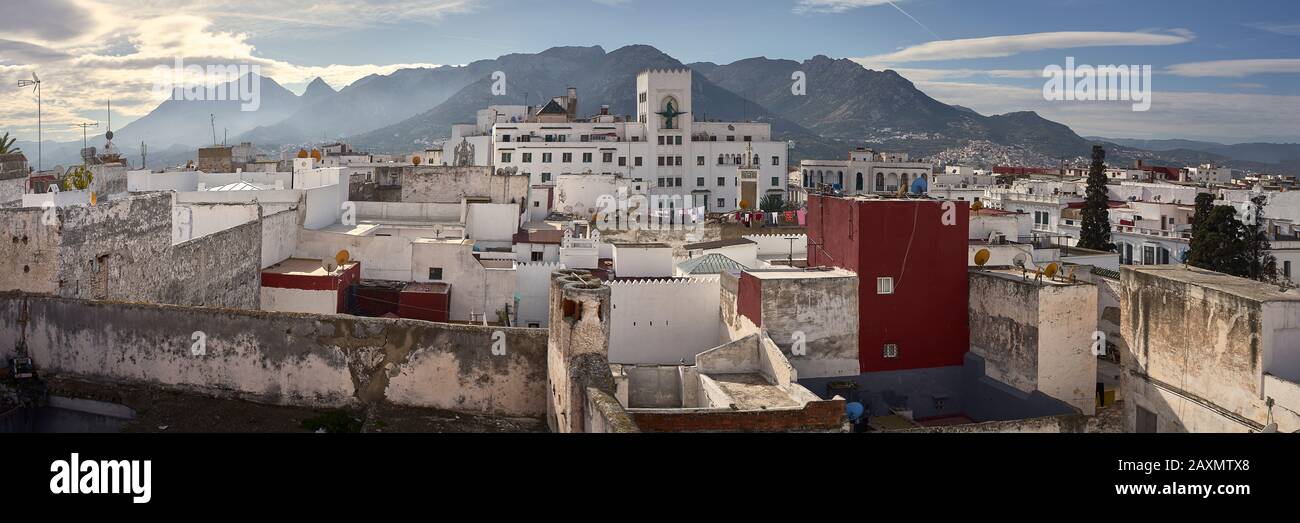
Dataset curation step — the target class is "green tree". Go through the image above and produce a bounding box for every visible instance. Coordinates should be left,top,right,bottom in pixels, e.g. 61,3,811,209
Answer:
1185,192,1216,267
759,194,786,213
1188,194,1278,282
1078,145,1113,251
0,132,20,155
63,165,94,191
1243,194,1278,281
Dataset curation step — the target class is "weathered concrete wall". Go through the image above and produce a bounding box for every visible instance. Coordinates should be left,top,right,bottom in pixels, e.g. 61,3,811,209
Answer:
260,208,300,269
754,273,859,379
400,166,529,205
969,271,1098,414
0,294,548,416
90,164,128,196
1120,266,1300,432
0,176,25,205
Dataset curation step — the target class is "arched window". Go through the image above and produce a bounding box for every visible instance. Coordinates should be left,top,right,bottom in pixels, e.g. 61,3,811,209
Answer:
875,173,884,191
855,172,864,192
837,171,844,187
901,174,910,189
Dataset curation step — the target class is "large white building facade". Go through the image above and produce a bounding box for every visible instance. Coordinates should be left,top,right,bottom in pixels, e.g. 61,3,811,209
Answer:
488,69,789,215
798,148,933,196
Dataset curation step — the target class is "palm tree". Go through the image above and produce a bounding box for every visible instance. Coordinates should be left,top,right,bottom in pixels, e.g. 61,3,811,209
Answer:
0,132,21,155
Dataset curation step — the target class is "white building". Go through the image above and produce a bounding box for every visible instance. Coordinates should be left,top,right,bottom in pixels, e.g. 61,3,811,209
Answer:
490,70,789,215
799,148,933,195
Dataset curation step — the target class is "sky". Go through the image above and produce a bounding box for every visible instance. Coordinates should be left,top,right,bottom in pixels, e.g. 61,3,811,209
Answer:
2,0,1299,144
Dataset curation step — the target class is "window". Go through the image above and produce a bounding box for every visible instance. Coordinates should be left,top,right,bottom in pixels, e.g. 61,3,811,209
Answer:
618,157,627,167
531,251,544,262
428,268,443,280
658,156,665,167
562,153,573,163
743,135,752,142
771,177,779,187
602,152,613,163
542,153,552,163
522,153,533,163
883,344,899,359
501,135,511,143
657,178,665,188
658,136,665,145
696,177,705,187
675,136,683,145
1286,261,1293,278
501,152,512,163
541,172,551,183
772,156,780,166
1136,405,1157,433
717,155,725,166
727,136,736,142
533,201,539,208
877,277,894,295
856,173,864,191
697,156,705,166
717,198,726,208
582,152,592,163
875,173,884,191
675,156,683,166
635,157,643,167
717,177,726,186
528,323,541,328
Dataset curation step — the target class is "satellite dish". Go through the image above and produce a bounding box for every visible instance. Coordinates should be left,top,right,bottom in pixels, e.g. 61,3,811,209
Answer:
974,248,991,267
1044,262,1059,279
1012,252,1030,270
971,200,984,211
322,256,337,272
335,249,350,266
1261,423,1278,434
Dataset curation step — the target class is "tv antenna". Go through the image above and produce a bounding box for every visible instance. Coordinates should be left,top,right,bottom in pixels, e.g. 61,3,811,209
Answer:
71,121,98,165
209,114,217,146
17,72,42,171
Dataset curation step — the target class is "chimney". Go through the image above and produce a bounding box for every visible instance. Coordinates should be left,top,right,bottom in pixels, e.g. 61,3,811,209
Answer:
566,87,578,119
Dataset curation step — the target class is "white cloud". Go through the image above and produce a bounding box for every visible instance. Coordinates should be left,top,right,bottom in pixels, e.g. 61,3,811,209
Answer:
1166,59,1300,77
861,30,1195,63
0,0,474,142
794,0,899,14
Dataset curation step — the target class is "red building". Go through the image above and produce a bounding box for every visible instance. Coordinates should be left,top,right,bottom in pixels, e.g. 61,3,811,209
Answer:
260,258,361,314
806,195,970,373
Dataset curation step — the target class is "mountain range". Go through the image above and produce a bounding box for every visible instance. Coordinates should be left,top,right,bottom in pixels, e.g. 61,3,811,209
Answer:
14,45,1298,174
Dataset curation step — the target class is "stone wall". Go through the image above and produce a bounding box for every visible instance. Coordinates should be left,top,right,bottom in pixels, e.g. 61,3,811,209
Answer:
0,294,549,416
0,193,262,310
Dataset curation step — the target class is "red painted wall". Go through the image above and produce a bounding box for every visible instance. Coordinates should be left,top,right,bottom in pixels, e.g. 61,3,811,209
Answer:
355,286,401,317
260,263,361,314
399,289,450,323
736,273,763,327
807,195,970,373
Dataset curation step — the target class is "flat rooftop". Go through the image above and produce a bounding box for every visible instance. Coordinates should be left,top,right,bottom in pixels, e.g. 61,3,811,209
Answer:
975,267,1086,286
708,373,800,410
264,258,357,277
1127,265,1300,302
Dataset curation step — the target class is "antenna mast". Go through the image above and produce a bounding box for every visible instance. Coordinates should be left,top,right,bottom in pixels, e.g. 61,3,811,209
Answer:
209,114,217,146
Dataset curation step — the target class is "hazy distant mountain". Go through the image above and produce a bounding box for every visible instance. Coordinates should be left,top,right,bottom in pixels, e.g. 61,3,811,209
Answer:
115,73,303,150
300,77,337,103
1088,136,1300,165
350,45,844,159
237,64,492,146
690,55,1095,158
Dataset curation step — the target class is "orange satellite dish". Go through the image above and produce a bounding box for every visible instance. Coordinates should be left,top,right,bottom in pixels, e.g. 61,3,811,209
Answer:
335,250,350,266
974,248,991,266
